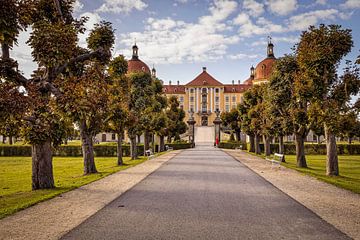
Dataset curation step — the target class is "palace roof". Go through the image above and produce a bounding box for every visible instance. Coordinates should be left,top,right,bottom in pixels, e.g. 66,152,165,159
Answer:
223,84,251,93
127,59,151,74
163,84,185,94
185,67,223,87
254,57,276,80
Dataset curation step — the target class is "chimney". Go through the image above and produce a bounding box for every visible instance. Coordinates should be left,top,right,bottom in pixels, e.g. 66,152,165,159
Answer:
232,80,234,85
203,67,207,72
238,80,240,85
177,81,179,85
169,80,172,85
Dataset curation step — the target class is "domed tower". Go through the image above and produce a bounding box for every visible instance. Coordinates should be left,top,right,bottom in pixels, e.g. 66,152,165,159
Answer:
253,37,276,84
127,43,151,74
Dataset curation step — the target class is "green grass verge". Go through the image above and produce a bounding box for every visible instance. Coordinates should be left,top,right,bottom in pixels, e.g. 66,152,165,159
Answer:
282,155,360,194
244,150,360,194
0,155,150,219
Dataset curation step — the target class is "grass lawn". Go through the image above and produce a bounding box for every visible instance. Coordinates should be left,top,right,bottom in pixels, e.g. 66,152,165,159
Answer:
282,155,360,194
0,156,148,219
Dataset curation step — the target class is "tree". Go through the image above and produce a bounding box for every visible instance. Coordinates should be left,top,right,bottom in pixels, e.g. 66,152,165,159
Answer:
107,55,129,165
268,55,310,166
297,24,360,176
221,108,241,141
0,0,112,188
238,100,255,152
127,72,155,159
166,96,187,143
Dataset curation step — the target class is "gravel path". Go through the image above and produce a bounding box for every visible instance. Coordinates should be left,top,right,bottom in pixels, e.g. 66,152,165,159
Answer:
0,151,180,240
224,149,360,240
62,145,349,240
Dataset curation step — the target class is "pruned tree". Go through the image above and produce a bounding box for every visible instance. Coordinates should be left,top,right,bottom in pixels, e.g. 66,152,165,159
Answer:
238,100,255,152
107,55,129,165
166,96,187,143
297,24,360,175
221,108,241,142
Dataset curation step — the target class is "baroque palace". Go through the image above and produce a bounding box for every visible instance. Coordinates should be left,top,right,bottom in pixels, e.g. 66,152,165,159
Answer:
126,40,276,127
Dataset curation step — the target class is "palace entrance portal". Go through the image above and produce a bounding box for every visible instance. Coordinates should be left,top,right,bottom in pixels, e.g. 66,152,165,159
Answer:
201,116,208,126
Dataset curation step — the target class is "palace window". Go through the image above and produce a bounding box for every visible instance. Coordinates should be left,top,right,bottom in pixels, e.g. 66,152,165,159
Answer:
190,105,194,112
180,96,184,103
225,96,229,102
232,103,237,109
215,96,219,102
225,104,230,112
112,134,116,140
190,96,194,102
190,88,194,93
232,96,236,102
215,88,219,93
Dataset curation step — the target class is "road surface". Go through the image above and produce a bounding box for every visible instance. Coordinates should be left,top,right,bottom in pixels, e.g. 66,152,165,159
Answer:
62,144,349,240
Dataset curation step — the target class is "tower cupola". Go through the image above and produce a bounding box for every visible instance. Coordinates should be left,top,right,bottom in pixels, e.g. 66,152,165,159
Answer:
267,36,274,58
151,65,156,77
132,43,139,60
250,65,255,79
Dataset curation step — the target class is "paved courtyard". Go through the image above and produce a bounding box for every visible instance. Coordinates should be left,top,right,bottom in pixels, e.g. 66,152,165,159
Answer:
62,144,349,240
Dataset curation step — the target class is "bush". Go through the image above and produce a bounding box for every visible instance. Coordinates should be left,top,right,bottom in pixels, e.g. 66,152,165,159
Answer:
219,141,247,150
218,142,360,155
0,142,192,157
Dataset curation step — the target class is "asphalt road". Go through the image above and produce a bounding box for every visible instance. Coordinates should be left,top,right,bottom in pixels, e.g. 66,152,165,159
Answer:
62,144,350,240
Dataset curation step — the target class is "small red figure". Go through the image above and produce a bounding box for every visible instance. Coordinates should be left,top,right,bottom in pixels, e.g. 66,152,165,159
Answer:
215,136,219,147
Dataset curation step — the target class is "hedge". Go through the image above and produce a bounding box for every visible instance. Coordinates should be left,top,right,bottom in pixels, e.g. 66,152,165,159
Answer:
219,142,360,155
0,142,191,157
218,142,247,150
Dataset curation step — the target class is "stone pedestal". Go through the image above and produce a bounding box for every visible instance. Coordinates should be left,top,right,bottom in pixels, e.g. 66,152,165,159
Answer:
213,109,222,146
187,110,196,148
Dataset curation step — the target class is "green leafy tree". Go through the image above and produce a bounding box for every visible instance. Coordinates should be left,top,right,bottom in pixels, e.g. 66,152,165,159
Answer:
107,55,129,165
297,24,360,175
221,108,241,141
268,55,310,165
166,96,187,143
238,100,255,152
127,72,155,159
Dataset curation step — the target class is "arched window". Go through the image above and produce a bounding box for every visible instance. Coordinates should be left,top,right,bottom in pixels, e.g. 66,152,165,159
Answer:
262,64,266,77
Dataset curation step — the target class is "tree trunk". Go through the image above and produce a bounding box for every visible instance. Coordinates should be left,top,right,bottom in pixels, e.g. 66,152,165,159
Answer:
144,130,149,156
348,137,352,144
263,135,271,156
278,136,284,154
295,133,307,168
159,135,165,152
325,125,339,176
235,130,241,142
137,135,141,144
255,134,261,155
117,133,123,166
249,135,255,153
317,135,321,144
80,122,97,175
32,140,54,190
2,136,5,144
129,134,137,160
8,136,13,145
2,43,10,59
167,136,172,143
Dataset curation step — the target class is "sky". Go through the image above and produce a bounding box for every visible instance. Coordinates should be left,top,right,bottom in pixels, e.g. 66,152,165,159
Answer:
13,0,360,86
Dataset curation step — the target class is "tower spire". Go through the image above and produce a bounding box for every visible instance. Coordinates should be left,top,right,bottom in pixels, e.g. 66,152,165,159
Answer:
132,41,138,60
267,36,274,58
151,64,156,77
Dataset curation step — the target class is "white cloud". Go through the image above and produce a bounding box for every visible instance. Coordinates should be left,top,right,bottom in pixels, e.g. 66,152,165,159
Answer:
97,0,147,14
12,29,36,78
73,0,83,13
266,0,298,16
228,53,259,60
119,0,240,64
78,12,102,47
341,0,360,8
233,13,285,37
287,9,339,31
243,0,264,17
315,0,327,5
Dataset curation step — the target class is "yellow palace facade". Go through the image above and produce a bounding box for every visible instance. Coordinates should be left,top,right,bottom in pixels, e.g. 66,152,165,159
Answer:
162,41,276,126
